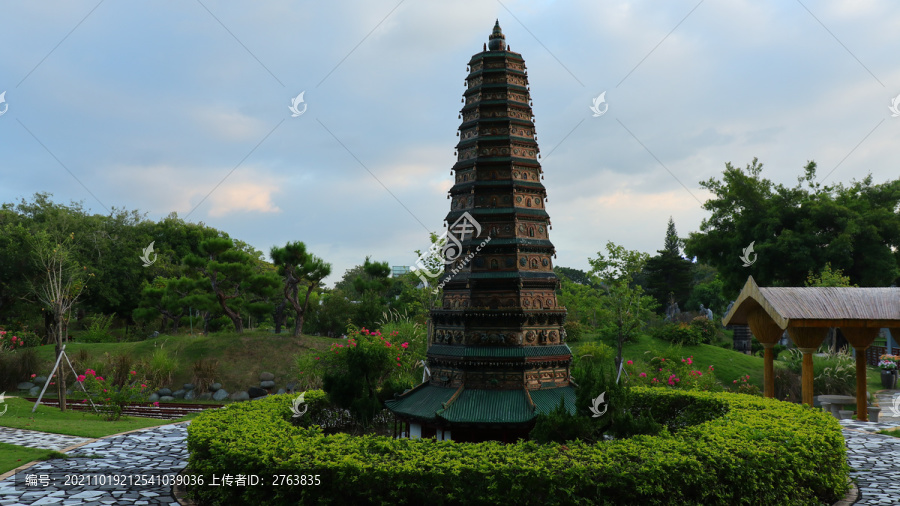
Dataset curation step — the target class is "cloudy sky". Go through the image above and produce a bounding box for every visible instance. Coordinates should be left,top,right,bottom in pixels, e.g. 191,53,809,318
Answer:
2,1,899,285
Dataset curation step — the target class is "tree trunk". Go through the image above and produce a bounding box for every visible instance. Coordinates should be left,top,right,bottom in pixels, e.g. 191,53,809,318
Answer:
274,299,287,334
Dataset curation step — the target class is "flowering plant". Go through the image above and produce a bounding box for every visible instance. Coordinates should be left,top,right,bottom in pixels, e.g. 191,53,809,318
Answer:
72,368,151,421
625,355,720,391
878,355,899,371
0,327,41,351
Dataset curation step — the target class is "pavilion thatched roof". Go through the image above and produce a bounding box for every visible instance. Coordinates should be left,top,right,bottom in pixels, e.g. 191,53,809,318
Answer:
723,276,900,329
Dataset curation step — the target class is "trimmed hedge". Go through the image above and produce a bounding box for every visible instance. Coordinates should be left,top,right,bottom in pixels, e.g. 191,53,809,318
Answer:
185,389,849,505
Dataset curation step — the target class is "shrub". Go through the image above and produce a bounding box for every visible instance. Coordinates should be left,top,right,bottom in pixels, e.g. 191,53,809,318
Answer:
651,322,703,346
779,349,855,396
142,347,177,389
626,354,722,392
572,341,614,365
563,320,583,343
689,316,717,344
186,390,849,505
0,347,40,390
191,358,219,393
78,313,117,343
72,368,151,421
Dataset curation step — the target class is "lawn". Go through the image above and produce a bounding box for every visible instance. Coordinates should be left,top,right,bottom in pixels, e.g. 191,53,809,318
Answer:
0,442,67,475
0,396,189,438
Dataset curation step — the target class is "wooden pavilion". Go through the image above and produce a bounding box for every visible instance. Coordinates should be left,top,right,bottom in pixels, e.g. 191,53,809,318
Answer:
723,276,900,421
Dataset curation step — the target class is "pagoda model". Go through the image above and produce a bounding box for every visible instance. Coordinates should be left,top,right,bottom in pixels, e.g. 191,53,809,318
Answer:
386,21,574,443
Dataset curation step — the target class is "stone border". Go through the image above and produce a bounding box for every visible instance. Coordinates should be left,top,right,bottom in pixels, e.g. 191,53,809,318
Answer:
0,420,190,481
832,480,860,506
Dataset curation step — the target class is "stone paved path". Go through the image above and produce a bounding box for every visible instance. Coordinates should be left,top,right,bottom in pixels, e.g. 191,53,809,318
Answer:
840,419,900,505
0,423,188,506
0,428,92,452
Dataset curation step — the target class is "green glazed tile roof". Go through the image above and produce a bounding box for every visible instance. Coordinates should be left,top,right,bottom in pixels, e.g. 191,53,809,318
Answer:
384,384,457,422
438,389,534,423
529,386,577,415
386,384,577,424
427,344,571,358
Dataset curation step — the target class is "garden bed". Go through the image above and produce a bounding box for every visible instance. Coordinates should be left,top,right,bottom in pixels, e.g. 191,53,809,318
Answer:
185,389,849,505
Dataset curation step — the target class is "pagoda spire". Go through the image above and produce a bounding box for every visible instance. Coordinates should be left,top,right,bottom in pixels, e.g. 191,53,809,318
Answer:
488,20,506,51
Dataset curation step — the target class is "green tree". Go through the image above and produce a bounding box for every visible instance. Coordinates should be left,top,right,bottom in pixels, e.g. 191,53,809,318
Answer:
588,242,658,371
642,217,694,311
352,258,392,327
270,241,332,337
684,158,900,294
806,263,855,287
184,237,279,333
29,232,92,411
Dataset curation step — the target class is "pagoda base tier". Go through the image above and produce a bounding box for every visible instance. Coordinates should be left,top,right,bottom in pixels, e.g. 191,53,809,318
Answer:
385,383,576,439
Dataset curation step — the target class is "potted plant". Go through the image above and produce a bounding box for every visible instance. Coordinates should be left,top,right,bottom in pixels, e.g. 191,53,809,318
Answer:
878,355,899,389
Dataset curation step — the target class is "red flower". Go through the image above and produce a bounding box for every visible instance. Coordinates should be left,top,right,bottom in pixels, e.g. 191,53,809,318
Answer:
130,371,136,375
626,360,632,365
76,375,86,382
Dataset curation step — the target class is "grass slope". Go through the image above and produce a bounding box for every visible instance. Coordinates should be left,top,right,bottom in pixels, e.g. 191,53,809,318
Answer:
23,332,335,394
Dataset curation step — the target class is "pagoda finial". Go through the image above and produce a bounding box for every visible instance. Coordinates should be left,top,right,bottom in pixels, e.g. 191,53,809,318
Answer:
488,20,506,51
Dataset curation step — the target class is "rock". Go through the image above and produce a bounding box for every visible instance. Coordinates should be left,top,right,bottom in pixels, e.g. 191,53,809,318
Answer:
197,392,212,401
285,381,297,392
158,388,172,396
29,386,41,396
259,372,275,382
183,383,195,391
33,376,47,386
260,380,275,389
184,390,195,401
160,395,175,402
148,393,160,402
276,388,286,395
172,389,186,399
17,382,35,391
150,331,159,338
210,382,222,392
230,391,250,401
248,386,267,398
212,389,229,401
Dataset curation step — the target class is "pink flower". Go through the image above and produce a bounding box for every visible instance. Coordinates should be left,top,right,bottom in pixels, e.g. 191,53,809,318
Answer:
708,365,714,370
76,375,86,382
639,372,647,378
96,376,104,381
130,371,136,375
660,358,665,362
11,336,16,341
30,373,36,378
626,360,633,365
153,401,160,407
682,358,685,363
386,342,392,348
687,357,693,365
401,342,409,349
141,384,146,388
733,380,738,384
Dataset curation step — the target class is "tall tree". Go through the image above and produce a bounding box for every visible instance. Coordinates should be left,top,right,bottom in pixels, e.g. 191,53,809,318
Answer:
685,158,900,294
641,217,694,311
270,241,332,337
184,237,279,333
588,242,658,372
352,258,392,327
29,232,92,411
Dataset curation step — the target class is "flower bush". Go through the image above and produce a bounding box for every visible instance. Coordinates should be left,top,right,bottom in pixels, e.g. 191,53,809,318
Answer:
0,327,40,352
878,354,900,371
73,368,151,421
726,374,762,396
315,325,416,425
625,354,721,392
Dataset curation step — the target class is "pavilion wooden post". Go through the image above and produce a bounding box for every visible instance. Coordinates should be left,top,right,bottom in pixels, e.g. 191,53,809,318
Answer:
786,327,829,407
841,327,879,422
747,308,784,399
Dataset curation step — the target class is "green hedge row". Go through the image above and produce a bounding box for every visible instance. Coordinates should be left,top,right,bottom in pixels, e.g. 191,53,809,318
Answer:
185,389,849,505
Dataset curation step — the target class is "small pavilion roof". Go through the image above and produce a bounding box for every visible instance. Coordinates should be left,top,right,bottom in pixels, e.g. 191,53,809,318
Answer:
723,276,900,329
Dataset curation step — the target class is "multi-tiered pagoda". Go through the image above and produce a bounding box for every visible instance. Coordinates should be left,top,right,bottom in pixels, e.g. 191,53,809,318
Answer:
386,21,574,443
